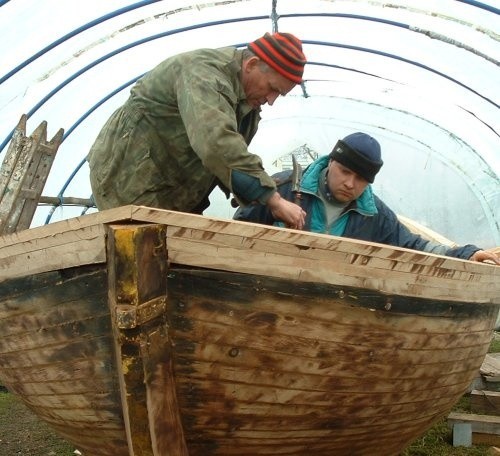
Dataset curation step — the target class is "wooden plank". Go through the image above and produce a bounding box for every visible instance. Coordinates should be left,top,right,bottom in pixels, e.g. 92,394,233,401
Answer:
448,412,500,435
106,223,188,456
1,205,499,302
130,205,496,274
165,225,492,284
0,115,64,234
481,354,500,377
0,115,27,198
0,205,135,249
471,390,500,415
398,214,457,247
0,116,41,233
15,129,63,230
164,226,498,289
0,224,106,282
165,234,499,302
0,203,496,282
472,433,500,446
0,264,129,456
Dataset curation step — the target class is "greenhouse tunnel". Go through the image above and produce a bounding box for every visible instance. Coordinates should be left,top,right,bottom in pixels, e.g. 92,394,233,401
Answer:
0,0,498,248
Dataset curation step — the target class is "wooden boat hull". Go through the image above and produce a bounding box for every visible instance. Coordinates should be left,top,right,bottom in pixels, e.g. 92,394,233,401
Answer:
0,206,499,455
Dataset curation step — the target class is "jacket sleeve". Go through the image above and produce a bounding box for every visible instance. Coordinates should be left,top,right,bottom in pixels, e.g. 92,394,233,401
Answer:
174,59,277,196
371,197,480,260
233,202,275,225
231,170,276,205
233,169,294,222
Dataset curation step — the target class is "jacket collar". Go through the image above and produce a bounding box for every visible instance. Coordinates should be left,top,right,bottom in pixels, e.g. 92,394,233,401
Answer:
301,155,378,216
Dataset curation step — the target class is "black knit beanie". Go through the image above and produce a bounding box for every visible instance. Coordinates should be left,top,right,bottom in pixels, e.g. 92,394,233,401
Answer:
329,132,383,183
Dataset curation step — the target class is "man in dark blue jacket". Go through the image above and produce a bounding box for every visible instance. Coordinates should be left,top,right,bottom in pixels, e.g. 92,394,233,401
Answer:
234,132,499,263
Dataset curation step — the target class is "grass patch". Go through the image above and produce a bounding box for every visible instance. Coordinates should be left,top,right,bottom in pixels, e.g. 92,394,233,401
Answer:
401,418,489,456
489,333,500,354
402,416,492,456
0,390,75,455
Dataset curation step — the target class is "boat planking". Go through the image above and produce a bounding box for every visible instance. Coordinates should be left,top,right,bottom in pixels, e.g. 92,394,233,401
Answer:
0,205,499,455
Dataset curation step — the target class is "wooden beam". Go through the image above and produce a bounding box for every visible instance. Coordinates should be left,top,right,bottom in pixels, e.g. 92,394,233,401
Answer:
0,223,106,282
471,390,500,416
39,195,95,207
1,204,499,304
481,354,500,381
106,223,188,456
0,114,63,234
472,433,500,447
448,411,500,436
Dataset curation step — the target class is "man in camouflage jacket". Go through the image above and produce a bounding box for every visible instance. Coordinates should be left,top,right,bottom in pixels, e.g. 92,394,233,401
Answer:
87,32,307,229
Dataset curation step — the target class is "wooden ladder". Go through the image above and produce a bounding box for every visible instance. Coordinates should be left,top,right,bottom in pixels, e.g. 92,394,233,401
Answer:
0,114,64,234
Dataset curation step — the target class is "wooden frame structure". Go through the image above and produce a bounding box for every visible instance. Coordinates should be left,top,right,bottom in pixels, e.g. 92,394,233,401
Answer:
0,115,63,234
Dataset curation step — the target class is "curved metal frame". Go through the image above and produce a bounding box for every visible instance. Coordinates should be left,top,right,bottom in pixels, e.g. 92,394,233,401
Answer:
0,1,498,229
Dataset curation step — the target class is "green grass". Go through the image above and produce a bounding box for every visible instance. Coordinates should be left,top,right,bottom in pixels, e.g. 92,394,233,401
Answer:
489,334,500,354
402,421,491,456
0,390,75,455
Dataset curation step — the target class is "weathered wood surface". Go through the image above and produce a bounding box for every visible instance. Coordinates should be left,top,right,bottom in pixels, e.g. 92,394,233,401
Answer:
0,207,499,455
448,412,500,434
164,268,496,455
0,265,128,455
1,206,499,304
0,114,63,234
471,390,500,416
448,413,500,446
0,260,496,455
107,224,188,455
397,214,457,247
481,353,500,380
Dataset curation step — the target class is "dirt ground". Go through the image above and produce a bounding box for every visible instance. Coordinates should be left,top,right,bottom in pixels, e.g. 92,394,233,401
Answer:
0,387,75,456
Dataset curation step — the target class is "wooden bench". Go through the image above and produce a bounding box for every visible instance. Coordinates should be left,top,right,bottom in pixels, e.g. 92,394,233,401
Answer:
448,411,500,447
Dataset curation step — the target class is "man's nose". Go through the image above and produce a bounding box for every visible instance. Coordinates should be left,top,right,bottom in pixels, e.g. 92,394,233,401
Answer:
345,175,356,188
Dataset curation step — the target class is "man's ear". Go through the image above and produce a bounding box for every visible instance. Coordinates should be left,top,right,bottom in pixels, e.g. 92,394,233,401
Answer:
244,56,260,73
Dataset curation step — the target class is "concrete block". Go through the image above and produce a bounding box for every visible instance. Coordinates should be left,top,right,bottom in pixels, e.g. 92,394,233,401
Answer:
452,423,472,447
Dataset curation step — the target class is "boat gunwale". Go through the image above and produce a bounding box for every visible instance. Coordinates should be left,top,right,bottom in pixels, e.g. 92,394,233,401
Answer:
0,205,498,305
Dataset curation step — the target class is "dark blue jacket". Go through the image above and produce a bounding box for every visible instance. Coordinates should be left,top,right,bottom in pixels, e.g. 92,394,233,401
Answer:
234,157,480,260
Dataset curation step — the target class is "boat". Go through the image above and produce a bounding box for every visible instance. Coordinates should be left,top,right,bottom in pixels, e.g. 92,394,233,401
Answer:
0,204,499,456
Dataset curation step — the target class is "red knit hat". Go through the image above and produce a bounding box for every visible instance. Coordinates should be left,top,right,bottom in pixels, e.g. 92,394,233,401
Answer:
248,32,306,84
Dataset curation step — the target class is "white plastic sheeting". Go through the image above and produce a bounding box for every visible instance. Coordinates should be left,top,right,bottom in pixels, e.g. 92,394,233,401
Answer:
1,0,498,247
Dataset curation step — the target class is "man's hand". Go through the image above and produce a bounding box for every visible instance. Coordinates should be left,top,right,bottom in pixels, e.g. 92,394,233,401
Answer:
469,250,500,265
266,192,306,230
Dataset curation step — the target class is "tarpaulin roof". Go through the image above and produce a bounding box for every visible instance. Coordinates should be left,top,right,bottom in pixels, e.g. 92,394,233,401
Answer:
1,0,498,247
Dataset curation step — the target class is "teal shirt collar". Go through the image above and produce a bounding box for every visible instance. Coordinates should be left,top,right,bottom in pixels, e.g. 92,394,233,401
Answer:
301,155,378,216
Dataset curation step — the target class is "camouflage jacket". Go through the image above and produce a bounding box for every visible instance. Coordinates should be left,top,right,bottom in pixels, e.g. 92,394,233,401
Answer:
88,47,276,212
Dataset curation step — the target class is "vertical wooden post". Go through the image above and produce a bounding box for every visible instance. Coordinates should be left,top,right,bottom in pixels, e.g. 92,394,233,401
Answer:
106,223,188,456
0,114,63,234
